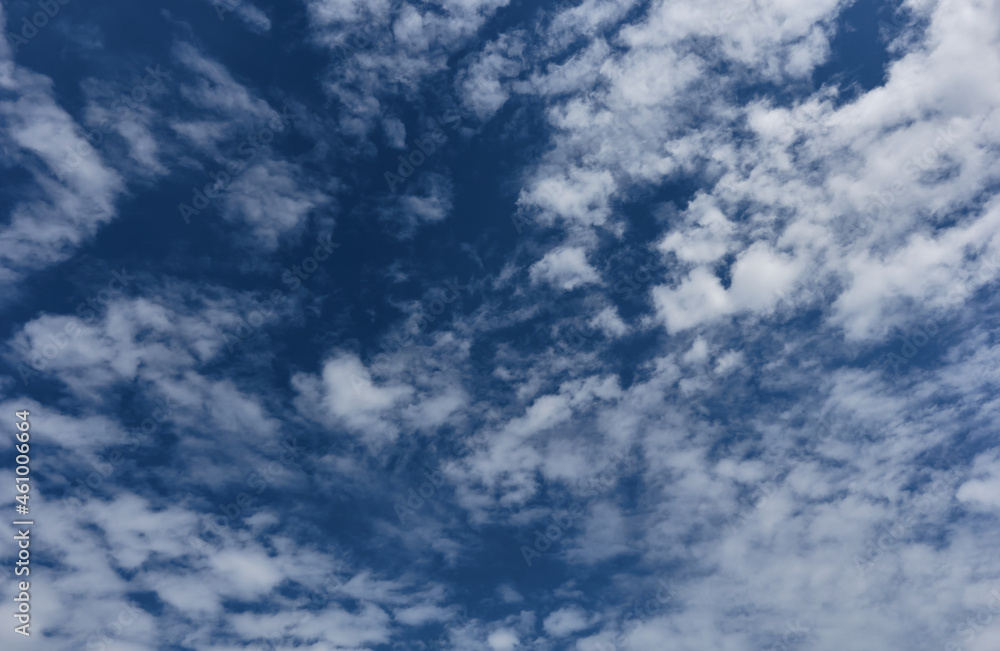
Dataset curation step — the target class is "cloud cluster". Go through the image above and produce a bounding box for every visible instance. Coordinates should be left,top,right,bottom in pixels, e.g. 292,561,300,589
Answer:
1,0,999,649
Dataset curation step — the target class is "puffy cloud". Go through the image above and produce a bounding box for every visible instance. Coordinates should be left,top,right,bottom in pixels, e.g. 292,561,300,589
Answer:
530,246,601,291
543,605,591,637
487,627,519,650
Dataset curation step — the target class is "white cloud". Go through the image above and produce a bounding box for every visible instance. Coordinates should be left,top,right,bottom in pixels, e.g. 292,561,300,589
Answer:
297,352,413,443
652,243,800,332
589,306,629,337
530,246,601,291
219,160,328,251
519,168,616,227
488,627,520,650
208,0,272,32
543,605,591,637
394,603,456,626
0,23,124,287
957,450,1000,511
498,584,524,603
459,33,524,121
306,0,510,136
657,194,734,264
651,267,730,333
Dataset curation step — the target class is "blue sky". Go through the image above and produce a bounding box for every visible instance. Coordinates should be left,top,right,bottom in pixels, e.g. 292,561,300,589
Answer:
1,0,1000,649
